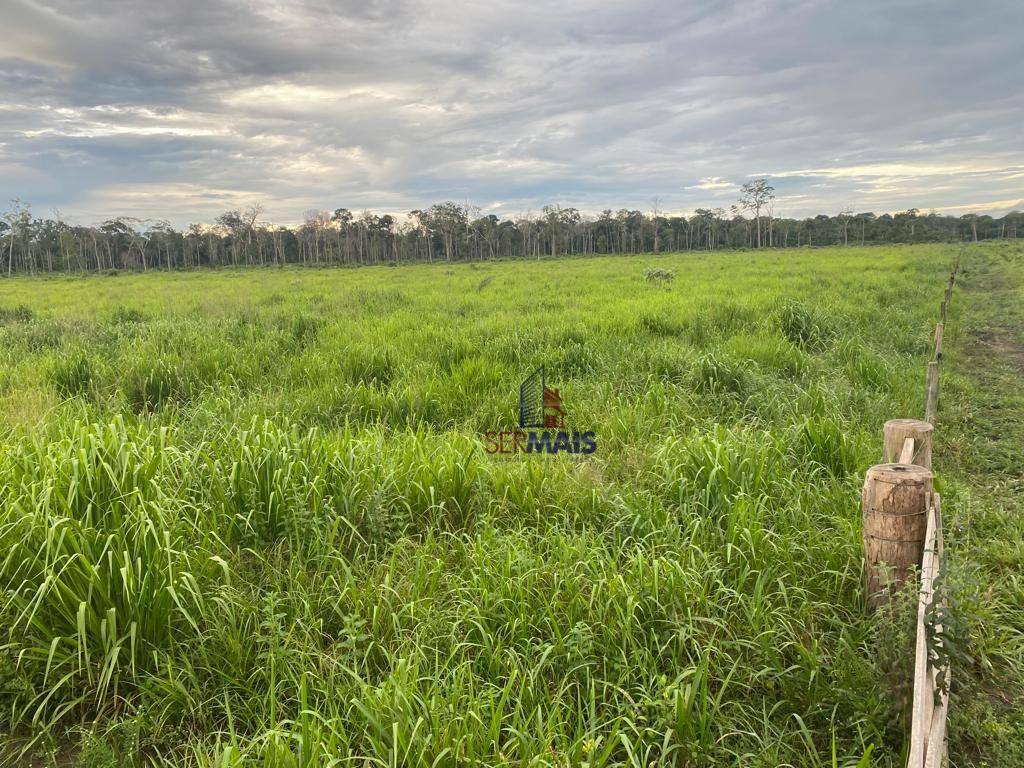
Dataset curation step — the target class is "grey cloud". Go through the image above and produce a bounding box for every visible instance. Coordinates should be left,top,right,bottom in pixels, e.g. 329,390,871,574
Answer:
0,0,1022,226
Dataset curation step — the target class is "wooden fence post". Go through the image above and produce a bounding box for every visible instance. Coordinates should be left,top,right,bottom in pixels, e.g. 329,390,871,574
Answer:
924,361,940,423
872,256,957,763
861,463,932,611
882,419,933,468
907,494,938,768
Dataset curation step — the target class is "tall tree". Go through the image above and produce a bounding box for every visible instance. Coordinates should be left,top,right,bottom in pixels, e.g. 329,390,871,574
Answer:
3,200,31,276
427,202,467,261
651,197,661,253
738,178,776,248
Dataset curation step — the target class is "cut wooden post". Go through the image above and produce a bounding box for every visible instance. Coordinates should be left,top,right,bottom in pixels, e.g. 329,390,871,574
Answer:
924,699,949,768
934,323,944,362
899,437,915,464
861,463,933,610
883,418,933,469
923,494,949,768
908,497,939,768
924,362,940,423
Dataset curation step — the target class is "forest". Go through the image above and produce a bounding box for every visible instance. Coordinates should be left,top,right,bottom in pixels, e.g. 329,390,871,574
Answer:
2,178,1021,274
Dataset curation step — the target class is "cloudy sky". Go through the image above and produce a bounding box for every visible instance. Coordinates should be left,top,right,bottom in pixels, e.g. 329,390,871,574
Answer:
1,0,1022,227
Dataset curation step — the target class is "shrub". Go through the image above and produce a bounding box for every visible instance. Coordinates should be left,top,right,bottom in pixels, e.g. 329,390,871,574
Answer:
644,267,676,283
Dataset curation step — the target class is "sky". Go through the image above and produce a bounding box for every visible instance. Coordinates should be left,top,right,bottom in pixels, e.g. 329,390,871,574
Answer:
1,0,1022,228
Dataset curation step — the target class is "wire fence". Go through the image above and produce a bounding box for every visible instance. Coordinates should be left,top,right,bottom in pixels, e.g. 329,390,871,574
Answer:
861,248,960,767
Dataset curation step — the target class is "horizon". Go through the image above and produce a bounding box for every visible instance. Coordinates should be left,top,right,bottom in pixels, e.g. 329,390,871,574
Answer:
3,194,1023,232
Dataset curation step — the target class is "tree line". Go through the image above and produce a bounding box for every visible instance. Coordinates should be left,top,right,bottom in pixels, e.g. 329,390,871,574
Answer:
1,180,1020,275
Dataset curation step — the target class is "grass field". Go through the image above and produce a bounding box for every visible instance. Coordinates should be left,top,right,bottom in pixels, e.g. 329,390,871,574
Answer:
0,244,1020,767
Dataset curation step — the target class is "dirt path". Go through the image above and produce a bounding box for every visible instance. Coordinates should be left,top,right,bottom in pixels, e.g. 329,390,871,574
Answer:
939,243,1024,766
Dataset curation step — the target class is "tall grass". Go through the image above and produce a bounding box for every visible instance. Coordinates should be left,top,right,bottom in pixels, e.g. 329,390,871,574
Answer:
0,245,958,765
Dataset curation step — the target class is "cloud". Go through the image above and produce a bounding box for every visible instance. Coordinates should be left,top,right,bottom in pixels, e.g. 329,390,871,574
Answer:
687,177,739,192
0,0,1022,226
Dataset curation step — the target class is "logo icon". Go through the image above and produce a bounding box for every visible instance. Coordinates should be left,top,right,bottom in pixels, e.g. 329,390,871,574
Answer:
485,365,596,456
518,365,567,430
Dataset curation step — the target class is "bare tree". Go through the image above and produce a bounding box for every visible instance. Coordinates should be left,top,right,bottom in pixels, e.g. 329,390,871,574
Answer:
242,203,264,263
738,178,775,248
651,197,661,253
837,207,853,246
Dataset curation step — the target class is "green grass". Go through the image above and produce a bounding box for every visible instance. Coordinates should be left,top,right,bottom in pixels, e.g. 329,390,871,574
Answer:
933,242,1024,766
0,244,1017,766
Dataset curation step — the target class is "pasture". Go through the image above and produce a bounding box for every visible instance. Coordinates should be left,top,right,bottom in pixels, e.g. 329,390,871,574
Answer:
0,244,1019,766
